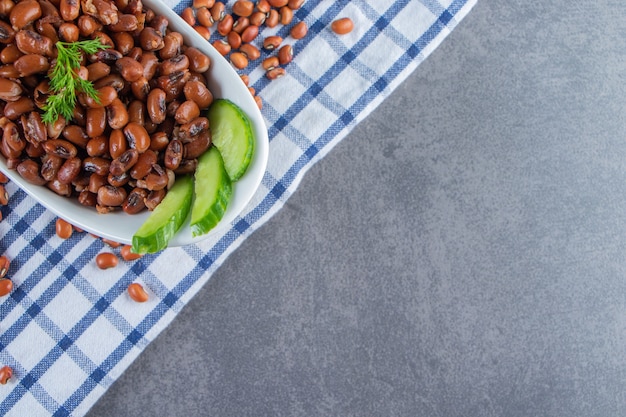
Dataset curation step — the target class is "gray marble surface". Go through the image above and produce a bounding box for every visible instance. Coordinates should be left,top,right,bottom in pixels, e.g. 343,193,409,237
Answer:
87,1,626,416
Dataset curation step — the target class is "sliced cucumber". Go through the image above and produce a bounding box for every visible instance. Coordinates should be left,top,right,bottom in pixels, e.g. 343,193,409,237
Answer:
190,146,232,237
132,175,193,254
208,99,254,181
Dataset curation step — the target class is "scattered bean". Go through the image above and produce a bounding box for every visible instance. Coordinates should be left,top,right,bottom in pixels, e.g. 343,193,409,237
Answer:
127,282,149,302
121,245,142,261
331,17,354,35
95,252,118,269
0,365,12,384
55,218,73,239
0,279,12,296
0,256,9,278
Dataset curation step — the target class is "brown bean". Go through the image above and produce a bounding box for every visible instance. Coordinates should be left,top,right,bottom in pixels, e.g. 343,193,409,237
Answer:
193,0,215,8
128,100,146,125
140,164,168,190
42,139,77,158
174,100,200,125
106,170,129,187
86,62,111,82
121,244,143,259
57,157,82,184
279,6,293,25
10,0,41,30
288,0,303,9
227,31,242,49
116,56,144,82
130,149,156,179
0,276,11,296
139,27,163,51
232,16,249,34
59,22,80,42
212,39,231,56
82,0,118,25
0,77,22,102
123,122,150,153
217,13,233,36
184,47,210,72
196,7,213,27
108,129,127,159
179,117,209,139
141,51,159,79
122,188,147,214
184,81,213,109
0,21,15,44
240,24,258,43
239,43,260,60
13,53,48,76
47,178,72,196
2,122,23,154
265,9,279,28
22,111,47,144
17,159,46,184
256,0,270,13
62,125,90,148
0,255,9,278
4,97,34,120
0,0,14,17
331,17,353,34
107,98,130,129
78,15,101,36
88,173,106,193
85,107,107,139
266,67,286,79
268,0,288,7
56,218,73,239
183,130,211,159
15,30,53,56
149,131,168,152
148,15,169,35
83,156,110,176
0,365,12,384
164,139,183,170
96,252,118,269
78,189,97,206
262,56,279,71
290,21,307,39
97,185,127,206
232,0,253,17
181,7,196,26
111,31,135,55
108,14,138,32
263,35,282,51
0,43,22,64
210,1,225,22
60,0,80,21
146,88,166,124
159,54,189,76
0,63,17,78
278,44,293,65
144,188,165,210
127,282,148,301
41,153,63,181
249,11,266,26
46,116,66,140
160,33,182,60
230,51,248,69
86,135,108,157
0,184,7,205
110,148,138,175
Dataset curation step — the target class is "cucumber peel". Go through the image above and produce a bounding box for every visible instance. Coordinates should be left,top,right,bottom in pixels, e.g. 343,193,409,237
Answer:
208,99,254,181
131,175,193,254
190,146,232,237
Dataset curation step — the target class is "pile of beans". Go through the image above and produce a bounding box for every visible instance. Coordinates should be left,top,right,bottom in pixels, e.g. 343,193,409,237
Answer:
182,0,354,109
0,0,216,215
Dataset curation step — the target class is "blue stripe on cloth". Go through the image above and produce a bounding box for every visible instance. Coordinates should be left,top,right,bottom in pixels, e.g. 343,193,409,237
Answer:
0,0,476,414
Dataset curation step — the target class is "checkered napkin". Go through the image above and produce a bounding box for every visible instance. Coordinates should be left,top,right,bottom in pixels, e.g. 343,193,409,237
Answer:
0,0,475,415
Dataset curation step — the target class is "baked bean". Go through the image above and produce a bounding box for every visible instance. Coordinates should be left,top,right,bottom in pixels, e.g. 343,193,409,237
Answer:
164,139,183,170
147,88,167,124
25,141,44,158
15,30,54,56
86,135,108,157
97,185,127,206
0,255,8,278
183,81,213,109
179,117,209,139
60,0,80,21
22,111,47,144
116,56,144,82
57,157,82,184
17,159,46,184
0,63,18,78
130,149,156,179
41,153,63,181
110,148,138,175
59,22,79,42
148,15,169,35
83,0,118,25
107,98,130,129
290,21,308,39
128,100,146,125
42,139,77,158
13,54,48,76
96,252,118,269
111,31,135,55
108,14,138,32
62,125,90,148
140,164,168,190
87,62,111,81
86,107,107,138
174,100,200,125
88,173,107,193
183,130,211,159
141,51,159,79
0,0,14,17
123,122,150,153
0,365,12,384
4,96,35,120
278,44,293,65
139,27,163,51
0,78,22,102
148,132,169,152
122,188,147,214
0,21,15,44
130,77,150,101
108,129,127,159
160,33,182,60
174,158,198,175
0,44,22,64
159,54,189,76
78,15,100,36
121,244,143,260
331,17,354,34
127,282,148,302
78,189,96,205
56,217,73,239
48,178,72,196
83,156,110,176
184,47,210,72
10,0,41,30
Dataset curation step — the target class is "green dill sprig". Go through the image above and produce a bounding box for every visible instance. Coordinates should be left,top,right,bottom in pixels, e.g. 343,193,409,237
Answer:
42,39,110,125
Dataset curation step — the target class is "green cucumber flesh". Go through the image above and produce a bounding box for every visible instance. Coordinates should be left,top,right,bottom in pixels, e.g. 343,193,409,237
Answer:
131,175,193,254
190,146,232,237
208,99,254,182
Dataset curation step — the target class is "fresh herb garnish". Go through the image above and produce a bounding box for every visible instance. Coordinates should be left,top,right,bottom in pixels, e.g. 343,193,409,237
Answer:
42,39,110,125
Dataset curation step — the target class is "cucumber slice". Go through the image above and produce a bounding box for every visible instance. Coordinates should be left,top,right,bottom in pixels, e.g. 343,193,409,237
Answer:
190,146,232,237
208,99,254,181
132,175,193,254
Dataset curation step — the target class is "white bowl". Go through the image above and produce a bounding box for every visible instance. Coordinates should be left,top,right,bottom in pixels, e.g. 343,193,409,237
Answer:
0,0,269,247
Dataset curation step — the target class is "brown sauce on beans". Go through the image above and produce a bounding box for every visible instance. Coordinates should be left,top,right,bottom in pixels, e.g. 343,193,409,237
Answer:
0,0,216,215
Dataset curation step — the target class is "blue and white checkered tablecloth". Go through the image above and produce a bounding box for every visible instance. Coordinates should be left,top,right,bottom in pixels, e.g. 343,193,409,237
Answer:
0,0,475,415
